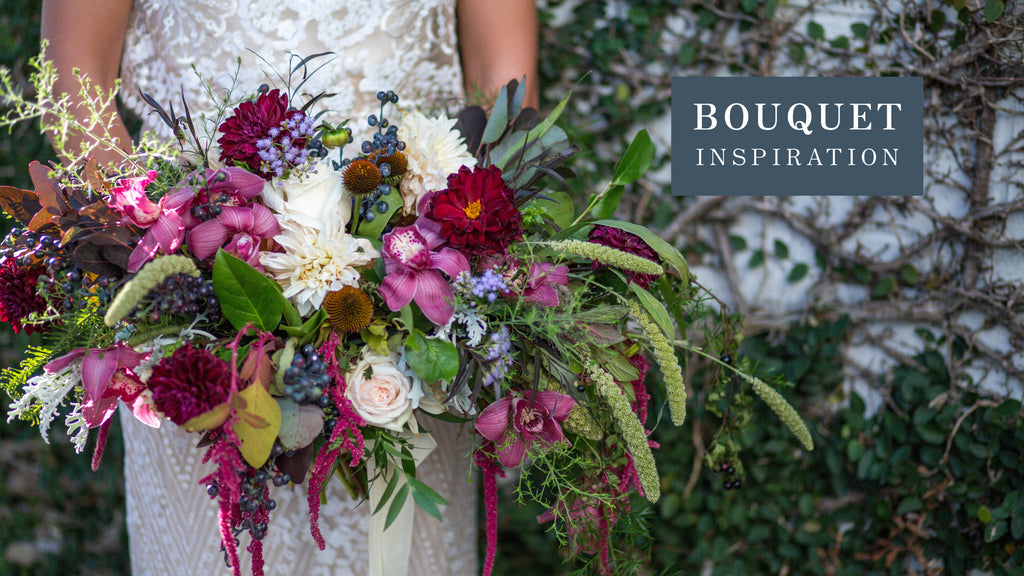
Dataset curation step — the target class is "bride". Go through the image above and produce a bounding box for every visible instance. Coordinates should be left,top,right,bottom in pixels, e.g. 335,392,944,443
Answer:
39,1,538,574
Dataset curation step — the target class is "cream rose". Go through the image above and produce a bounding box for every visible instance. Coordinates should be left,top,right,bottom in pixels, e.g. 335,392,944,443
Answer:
262,158,351,227
345,352,414,431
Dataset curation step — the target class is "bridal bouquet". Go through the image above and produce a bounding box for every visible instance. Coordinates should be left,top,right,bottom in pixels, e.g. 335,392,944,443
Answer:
1,53,812,576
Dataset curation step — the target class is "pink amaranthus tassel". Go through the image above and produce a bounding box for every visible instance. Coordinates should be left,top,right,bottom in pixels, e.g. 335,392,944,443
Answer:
90,417,113,471
307,332,366,549
199,426,247,576
474,443,505,576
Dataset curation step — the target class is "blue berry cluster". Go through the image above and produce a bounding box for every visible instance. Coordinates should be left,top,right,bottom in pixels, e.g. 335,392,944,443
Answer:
256,115,316,178
357,90,406,223
132,273,221,324
282,344,332,407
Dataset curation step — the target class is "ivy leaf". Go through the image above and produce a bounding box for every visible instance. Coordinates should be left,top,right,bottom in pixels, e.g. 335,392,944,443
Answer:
807,21,825,41
851,22,869,39
740,0,759,12
233,381,283,468
748,249,765,268
728,234,748,251
984,0,1004,22
773,239,789,259
612,129,654,186
213,249,284,331
677,41,697,66
405,329,459,382
787,263,809,283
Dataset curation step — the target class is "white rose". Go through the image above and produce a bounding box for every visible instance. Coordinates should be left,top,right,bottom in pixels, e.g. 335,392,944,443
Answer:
263,158,351,227
345,352,414,431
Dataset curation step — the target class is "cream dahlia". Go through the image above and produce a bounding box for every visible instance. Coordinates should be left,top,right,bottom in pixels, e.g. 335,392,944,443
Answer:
259,214,379,316
397,110,477,215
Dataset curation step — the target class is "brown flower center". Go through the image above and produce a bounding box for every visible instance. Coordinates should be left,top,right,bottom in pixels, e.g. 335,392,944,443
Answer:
463,199,482,219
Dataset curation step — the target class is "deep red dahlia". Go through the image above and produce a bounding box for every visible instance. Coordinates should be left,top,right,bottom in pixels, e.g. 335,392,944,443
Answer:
588,225,661,289
0,259,50,334
148,343,232,426
424,165,523,259
217,89,309,179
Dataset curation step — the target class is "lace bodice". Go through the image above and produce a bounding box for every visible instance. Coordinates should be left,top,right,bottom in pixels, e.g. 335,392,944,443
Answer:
117,2,476,575
120,0,464,139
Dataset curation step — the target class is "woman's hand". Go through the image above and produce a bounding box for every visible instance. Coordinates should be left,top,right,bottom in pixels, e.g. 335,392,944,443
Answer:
457,0,539,109
41,0,134,167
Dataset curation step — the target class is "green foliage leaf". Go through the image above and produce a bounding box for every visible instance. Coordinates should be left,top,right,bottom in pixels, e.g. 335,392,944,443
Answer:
612,129,653,186
748,249,765,268
677,41,697,66
529,190,575,229
408,476,449,522
773,239,789,259
629,283,674,341
590,185,623,220
829,35,850,49
899,264,919,285
384,483,410,531
929,9,947,32
985,520,1007,543
280,308,327,344
984,0,1005,22
851,22,869,39
807,21,825,41
728,234,747,251
405,329,459,382
496,88,572,171
354,190,402,241
787,263,809,283
740,0,758,12
213,249,284,331
593,219,688,279
277,397,325,451
872,276,896,298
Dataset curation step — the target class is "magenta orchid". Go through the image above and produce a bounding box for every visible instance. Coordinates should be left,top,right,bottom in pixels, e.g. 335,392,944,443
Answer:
523,263,569,307
108,170,162,226
379,218,470,324
179,167,267,228
188,204,280,268
110,171,196,272
45,343,158,429
475,390,575,468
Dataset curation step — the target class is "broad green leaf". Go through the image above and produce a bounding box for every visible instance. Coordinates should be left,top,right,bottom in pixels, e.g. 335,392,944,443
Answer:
233,382,283,468
985,520,1007,543
628,283,674,341
528,190,575,230
213,249,284,331
807,21,825,40
384,484,410,530
481,85,509,145
593,219,689,279
748,249,765,268
611,129,653,186
496,88,572,171
590,186,623,220
405,330,459,382
354,190,402,241
728,234,747,251
277,397,325,451
984,0,1004,22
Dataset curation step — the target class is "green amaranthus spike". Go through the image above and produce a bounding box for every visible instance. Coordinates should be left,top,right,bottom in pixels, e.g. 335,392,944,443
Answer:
104,255,200,327
539,376,603,440
628,300,686,426
548,240,665,276
743,374,814,451
592,364,660,503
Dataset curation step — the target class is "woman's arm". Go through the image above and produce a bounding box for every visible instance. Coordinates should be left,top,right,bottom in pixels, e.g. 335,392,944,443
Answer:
457,0,539,109
41,0,134,167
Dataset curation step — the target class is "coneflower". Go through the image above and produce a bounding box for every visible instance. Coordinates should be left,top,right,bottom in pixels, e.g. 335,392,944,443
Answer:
323,286,374,334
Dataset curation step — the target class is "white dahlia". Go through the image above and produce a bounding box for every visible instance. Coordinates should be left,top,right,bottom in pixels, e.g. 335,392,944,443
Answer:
398,110,477,215
260,214,379,317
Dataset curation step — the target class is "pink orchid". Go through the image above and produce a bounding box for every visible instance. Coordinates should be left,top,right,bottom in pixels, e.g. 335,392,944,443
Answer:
108,170,162,226
188,204,280,268
523,263,569,307
475,390,575,468
379,218,470,325
110,170,196,272
45,343,159,429
179,167,267,228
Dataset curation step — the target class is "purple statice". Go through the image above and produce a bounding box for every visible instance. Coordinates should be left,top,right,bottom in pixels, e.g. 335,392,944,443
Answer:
482,326,513,390
455,268,509,304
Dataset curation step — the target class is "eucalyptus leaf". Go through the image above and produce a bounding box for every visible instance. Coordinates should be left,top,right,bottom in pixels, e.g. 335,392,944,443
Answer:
405,330,459,382
213,249,285,331
496,89,572,171
611,129,654,186
481,84,509,145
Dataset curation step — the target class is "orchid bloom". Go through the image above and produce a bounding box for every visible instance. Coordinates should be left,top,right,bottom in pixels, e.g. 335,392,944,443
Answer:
108,170,162,226
475,390,575,468
180,167,268,228
111,172,196,273
45,343,159,429
523,263,569,307
379,218,470,324
189,204,281,268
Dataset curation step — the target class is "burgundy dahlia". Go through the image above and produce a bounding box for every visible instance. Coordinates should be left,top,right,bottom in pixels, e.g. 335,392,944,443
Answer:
148,343,232,426
588,225,661,289
424,165,523,259
0,259,49,334
217,89,312,179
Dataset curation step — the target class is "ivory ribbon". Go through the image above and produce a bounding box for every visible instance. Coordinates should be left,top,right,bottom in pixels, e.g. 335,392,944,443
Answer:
367,430,438,576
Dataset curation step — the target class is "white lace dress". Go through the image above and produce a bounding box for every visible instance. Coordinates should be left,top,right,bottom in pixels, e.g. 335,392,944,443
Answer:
116,2,477,575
